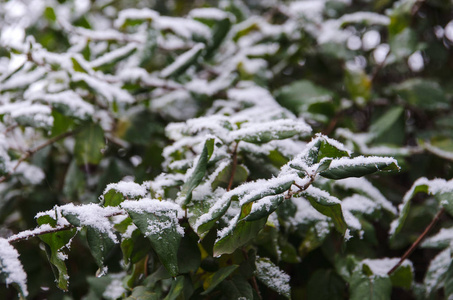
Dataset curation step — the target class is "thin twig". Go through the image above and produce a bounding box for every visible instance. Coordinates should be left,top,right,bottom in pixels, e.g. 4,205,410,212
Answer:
242,248,262,300
0,130,78,184
387,207,445,275
285,175,316,199
227,142,239,191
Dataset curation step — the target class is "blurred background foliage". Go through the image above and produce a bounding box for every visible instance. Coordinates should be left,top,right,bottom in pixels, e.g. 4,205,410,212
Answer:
0,0,453,299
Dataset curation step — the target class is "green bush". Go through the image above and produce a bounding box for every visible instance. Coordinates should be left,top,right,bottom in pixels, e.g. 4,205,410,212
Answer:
1,0,453,299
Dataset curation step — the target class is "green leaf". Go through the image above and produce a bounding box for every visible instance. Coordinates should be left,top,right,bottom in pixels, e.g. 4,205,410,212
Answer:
71,56,90,73
178,138,214,208
103,190,125,207
390,178,453,239
243,194,285,222
301,186,347,235
44,7,57,22
211,163,249,190
86,227,116,271
74,124,105,166
369,107,405,142
201,265,239,295
444,260,453,299
349,272,392,300
63,159,85,201
307,269,346,300
196,175,293,237
219,275,254,299
424,248,451,296
392,79,448,110
255,257,291,299
213,203,268,256
299,225,329,258
121,200,183,276
125,286,159,300
37,214,77,291
320,156,399,180
275,80,334,121
164,275,185,300
345,67,371,105
206,18,231,58
389,263,413,289
115,216,151,265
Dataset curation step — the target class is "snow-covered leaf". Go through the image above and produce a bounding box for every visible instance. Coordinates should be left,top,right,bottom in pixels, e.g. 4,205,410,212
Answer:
0,238,28,298
320,156,399,180
255,257,291,299
121,199,184,276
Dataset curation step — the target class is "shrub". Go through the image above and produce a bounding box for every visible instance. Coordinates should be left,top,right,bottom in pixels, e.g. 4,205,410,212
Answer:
0,0,453,299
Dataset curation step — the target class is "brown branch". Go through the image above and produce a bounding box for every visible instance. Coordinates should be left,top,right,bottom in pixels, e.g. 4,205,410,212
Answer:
285,175,316,200
242,248,262,300
387,207,445,275
227,142,239,191
0,130,78,184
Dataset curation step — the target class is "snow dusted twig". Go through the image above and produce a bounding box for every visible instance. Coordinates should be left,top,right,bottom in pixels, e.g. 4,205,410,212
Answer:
7,210,124,244
0,130,78,184
285,174,316,200
387,207,445,275
227,142,239,191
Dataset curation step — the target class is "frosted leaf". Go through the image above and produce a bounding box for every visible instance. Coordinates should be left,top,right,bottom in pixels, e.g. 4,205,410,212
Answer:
60,203,123,243
72,73,134,104
160,43,205,78
361,257,413,276
255,257,291,298
422,227,453,249
189,7,232,21
424,248,451,295
89,43,138,69
31,91,94,119
120,198,184,237
0,238,28,297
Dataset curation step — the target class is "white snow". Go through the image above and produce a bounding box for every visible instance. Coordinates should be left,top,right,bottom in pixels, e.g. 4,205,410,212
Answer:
120,199,184,236
160,43,205,78
334,177,396,215
60,203,123,243
361,257,413,276
189,7,232,21
0,238,28,297
422,227,453,249
103,181,147,199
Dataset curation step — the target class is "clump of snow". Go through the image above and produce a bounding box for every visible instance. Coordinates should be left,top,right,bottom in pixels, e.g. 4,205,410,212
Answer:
102,275,126,299
189,7,232,21
15,162,45,185
103,181,147,199
0,238,28,297
361,257,413,276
